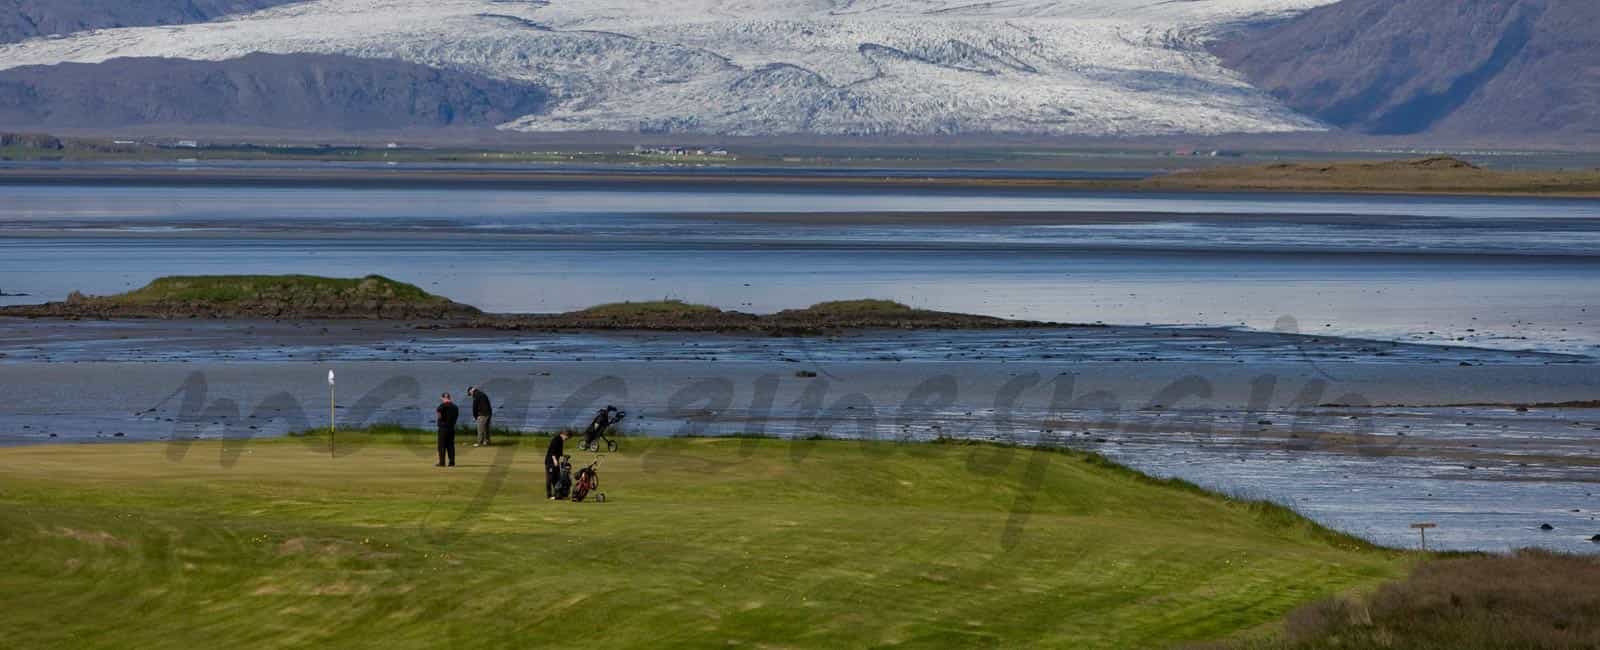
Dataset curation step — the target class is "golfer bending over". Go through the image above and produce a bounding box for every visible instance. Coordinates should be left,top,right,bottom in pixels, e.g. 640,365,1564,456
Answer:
435,393,458,467
545,430,570,500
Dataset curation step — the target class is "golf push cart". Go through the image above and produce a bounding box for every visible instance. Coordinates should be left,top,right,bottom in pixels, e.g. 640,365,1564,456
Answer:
581,405,625,452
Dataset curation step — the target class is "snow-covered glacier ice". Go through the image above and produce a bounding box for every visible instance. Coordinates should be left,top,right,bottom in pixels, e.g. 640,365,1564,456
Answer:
0,0,1341,135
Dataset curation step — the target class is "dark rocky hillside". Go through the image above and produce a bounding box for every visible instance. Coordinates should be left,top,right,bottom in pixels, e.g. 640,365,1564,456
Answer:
0,0,304,44
0,54,548,131
1214,0,1600,138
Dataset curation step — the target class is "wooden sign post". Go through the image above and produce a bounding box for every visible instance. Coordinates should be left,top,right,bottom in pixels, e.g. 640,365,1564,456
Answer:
1410,523,1437,551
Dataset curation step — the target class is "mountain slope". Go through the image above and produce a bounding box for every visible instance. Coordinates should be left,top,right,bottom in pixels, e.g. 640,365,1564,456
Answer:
0,0,1338,136
1214,0,1600,137
0,53,547,131
0,0,305,44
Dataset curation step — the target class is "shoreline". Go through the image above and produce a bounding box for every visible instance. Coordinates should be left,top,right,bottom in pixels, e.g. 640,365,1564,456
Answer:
0,307,1058,334
14,414,1600,474
4,164,1600,199
3,225,1597,262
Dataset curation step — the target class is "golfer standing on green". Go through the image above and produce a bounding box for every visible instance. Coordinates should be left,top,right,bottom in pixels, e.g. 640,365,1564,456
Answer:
468,386,493,447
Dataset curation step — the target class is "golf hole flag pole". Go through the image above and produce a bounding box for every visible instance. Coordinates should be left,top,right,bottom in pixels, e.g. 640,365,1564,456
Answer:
328,369,336,459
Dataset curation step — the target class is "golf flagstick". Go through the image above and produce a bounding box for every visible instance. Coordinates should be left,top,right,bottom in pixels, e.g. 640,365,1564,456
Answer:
328,369,336,459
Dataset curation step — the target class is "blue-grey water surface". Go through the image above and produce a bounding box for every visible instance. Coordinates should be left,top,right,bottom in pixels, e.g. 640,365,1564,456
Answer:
2,183,1597,354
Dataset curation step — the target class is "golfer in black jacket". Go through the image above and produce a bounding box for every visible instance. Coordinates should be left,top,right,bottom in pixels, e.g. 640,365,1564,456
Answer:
435,393,459,467
546,430,570,500
468,386,493,447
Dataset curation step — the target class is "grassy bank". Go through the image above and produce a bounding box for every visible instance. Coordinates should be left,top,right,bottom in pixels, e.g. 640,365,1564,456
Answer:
3,277,1049,331
0,432,1405,648
1205,550,1600,649
1144,157,1600,196
2,274,480,320
102,274,445,305
490,297,1033,332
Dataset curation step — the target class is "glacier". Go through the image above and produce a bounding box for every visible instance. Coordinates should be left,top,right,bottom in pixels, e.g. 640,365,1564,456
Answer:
0,0,1342,136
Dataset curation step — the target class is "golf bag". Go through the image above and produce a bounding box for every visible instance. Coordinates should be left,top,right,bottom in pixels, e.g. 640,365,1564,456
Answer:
552,456,574,500
571,458,602,502
582,406,625,452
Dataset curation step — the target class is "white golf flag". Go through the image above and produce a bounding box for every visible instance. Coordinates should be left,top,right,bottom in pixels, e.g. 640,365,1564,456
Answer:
328,370,336,386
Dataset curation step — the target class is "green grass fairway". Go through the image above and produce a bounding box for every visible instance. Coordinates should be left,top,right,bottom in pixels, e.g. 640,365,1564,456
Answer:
0,434,1405,648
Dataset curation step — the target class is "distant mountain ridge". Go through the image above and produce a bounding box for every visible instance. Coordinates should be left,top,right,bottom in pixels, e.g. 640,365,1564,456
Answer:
0,54,547,131
1213,0,1600,138
0,0,304,44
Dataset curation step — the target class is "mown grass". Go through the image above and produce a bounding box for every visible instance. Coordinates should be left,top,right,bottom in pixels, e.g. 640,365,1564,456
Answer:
100,274,443,305
0,434,1406,648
